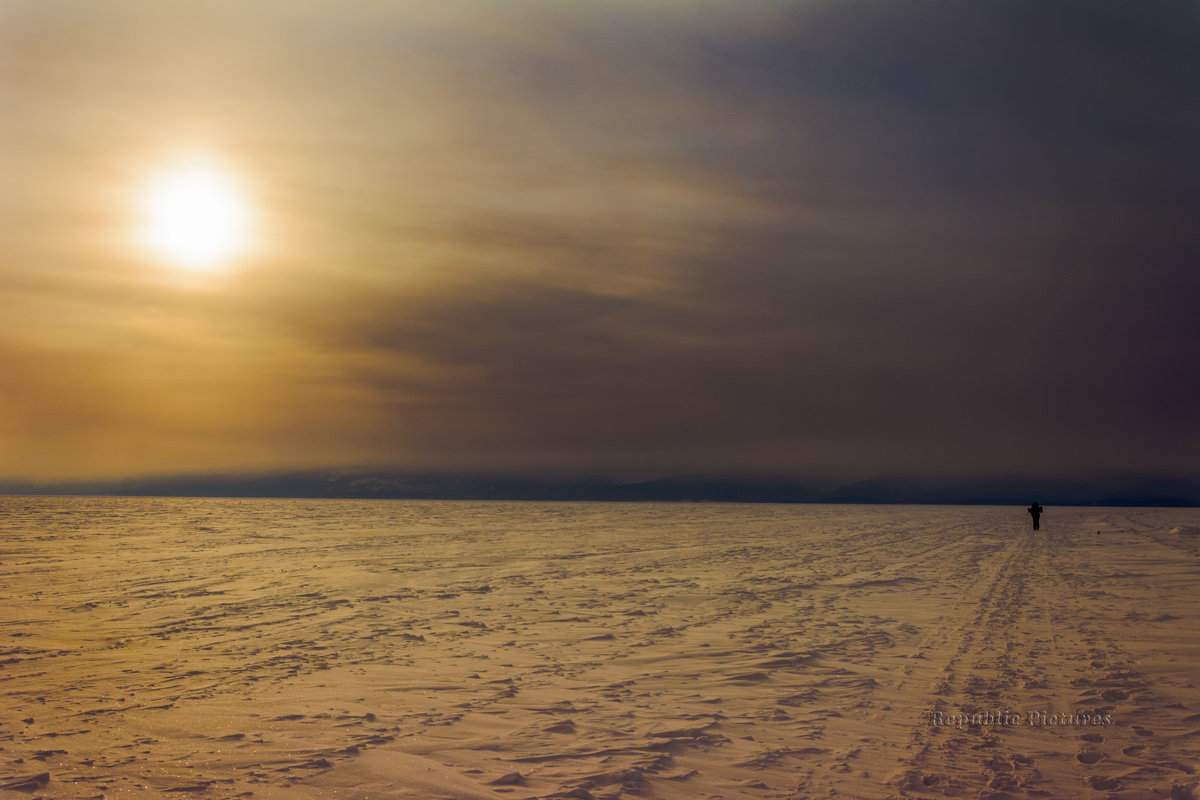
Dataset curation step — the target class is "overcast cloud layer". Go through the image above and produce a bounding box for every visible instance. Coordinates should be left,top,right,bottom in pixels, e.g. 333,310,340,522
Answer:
1,0,1198,481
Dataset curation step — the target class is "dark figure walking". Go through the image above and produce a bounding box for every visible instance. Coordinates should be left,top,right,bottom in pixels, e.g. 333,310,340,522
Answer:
1028,502,1043,531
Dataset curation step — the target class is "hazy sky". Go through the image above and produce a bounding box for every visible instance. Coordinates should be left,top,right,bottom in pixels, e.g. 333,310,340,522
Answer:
2,0,1198,481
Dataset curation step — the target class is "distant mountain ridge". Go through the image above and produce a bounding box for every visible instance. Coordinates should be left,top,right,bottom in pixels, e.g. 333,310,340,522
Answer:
2,470,1198,506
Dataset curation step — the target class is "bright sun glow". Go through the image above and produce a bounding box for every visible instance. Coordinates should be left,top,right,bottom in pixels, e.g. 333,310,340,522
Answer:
141,161,250,270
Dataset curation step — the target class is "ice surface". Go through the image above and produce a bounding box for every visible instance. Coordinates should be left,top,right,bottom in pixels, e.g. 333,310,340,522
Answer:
1,498,1198,798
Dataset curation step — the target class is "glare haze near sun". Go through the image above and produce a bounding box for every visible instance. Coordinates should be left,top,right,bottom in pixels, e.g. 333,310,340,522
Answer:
139,158,251,271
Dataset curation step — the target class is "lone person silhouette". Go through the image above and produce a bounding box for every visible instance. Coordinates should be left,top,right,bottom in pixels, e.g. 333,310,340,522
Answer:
1028,502,1044,531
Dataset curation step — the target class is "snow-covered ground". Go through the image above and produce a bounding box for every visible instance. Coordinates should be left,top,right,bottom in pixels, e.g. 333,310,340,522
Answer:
1,498,1198,799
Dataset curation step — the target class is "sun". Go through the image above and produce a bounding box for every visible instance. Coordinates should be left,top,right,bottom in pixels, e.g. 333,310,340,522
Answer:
140,159,250,270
